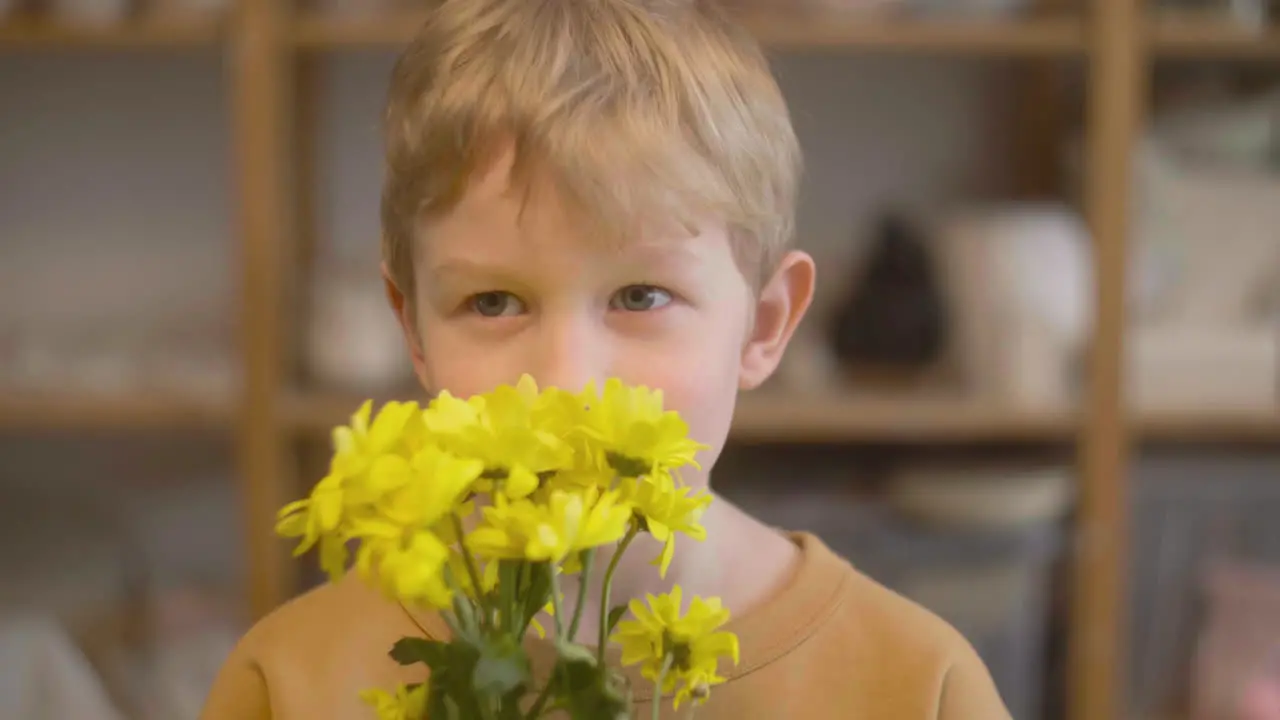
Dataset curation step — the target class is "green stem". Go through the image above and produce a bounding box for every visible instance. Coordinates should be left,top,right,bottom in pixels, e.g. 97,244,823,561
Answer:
598,525,640,665
451,513,489,631
548,564,565,640
524,678,554,720
499,561,518,632
652,655,674,720
566,549,595,643
524,564,568,720
441,564,472,639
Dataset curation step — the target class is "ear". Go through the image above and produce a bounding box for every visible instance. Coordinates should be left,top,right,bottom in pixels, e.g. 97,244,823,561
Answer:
382,262,430,385
739,250,816,391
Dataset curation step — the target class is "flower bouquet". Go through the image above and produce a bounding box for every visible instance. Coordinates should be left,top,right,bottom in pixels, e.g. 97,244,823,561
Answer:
276,376,740,719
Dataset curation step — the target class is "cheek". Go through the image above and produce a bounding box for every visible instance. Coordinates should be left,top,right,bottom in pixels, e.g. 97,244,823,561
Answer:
615,312,745,474
413,321,511,398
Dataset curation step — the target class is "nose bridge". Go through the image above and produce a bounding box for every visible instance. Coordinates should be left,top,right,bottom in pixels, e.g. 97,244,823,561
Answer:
532,307,604,393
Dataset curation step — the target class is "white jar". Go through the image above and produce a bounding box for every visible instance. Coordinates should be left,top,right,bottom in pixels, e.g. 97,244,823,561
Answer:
305,261,415,395
50,0,133,26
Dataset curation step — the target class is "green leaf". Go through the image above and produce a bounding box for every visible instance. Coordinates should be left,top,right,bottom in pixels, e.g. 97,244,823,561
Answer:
605,605,630,637
427,642,484,720
552,657,629,720
427,672,451,718
451,594,483,643
472,636,531,697
554,641,597,666
389,637,450,668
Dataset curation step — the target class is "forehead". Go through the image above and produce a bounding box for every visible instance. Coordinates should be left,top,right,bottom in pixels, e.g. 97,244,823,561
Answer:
421,148,713,264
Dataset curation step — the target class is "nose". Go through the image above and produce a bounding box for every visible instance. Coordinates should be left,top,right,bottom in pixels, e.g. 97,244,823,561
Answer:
528,309,607,394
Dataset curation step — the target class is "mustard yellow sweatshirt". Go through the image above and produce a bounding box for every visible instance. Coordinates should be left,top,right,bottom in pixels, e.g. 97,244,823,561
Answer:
201,533,1011,719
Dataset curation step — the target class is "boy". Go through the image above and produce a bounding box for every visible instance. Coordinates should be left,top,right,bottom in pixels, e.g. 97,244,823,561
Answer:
202,0,1011,717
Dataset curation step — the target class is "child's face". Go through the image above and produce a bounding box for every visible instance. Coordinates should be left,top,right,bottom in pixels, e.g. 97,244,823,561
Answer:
389,155,812,487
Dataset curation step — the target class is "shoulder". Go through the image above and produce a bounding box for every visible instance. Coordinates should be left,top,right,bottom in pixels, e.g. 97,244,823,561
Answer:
200,574,430,720
802,534,1012,719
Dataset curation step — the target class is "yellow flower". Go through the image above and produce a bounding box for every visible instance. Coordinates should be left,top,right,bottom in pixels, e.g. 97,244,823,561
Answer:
612,586,739,709
358,446,483,532
360,683,427,720
275,471,352,581
332,400,425,480
424,376,573,500
467,487,633,565
535,466,616,499
576,379,708,480
275,471,343,553
621,474,712,578
358,530,454,609
341,447,483,608
276,401,433,582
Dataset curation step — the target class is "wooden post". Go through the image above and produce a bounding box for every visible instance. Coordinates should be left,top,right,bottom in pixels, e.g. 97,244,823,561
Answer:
231,0,298,620
1070,0,1144,718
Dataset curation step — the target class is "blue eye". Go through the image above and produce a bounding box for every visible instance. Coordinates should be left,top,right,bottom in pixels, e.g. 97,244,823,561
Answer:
469,291,526,317
610,285,672,312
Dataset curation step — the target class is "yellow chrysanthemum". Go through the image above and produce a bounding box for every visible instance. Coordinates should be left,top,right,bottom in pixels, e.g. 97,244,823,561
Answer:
357,445,483,532
275,471,345,566
576,379,708,480
276,401,430,580
358,530,454,609
343,446,483,607
621,474,713,578
612,586,739,709
424,376,574,500
360,683,427,720
534,466,617,500
467,487,633,565
332,400,425,480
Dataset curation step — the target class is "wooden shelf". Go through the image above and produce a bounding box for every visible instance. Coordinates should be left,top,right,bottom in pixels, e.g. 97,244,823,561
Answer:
0,391,233,431
1138,408,1280,444
1150,16,1280,59
282,389,1280,446
282,389,1080,444
0,17,223,49
729,392,1077,443
293,12,425,48
737,12,1085,54
294,12,1085,56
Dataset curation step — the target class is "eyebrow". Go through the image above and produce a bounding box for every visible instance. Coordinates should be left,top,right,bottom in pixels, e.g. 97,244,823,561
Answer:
425,257,512,279
428,238,708,279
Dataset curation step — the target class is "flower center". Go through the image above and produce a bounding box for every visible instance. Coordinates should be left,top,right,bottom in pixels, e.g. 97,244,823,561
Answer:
606,452,649,479
661,631,693,672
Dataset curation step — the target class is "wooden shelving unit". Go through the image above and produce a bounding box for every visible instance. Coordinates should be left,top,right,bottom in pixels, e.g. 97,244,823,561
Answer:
7,1,1279,719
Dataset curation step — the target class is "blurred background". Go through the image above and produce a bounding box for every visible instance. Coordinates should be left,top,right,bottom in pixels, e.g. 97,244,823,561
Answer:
1,0,1278,718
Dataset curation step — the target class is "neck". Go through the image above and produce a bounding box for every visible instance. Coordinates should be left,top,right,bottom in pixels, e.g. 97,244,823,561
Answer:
551,493,798,648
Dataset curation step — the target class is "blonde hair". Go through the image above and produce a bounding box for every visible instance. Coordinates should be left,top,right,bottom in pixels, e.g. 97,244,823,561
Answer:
381,0,801,301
